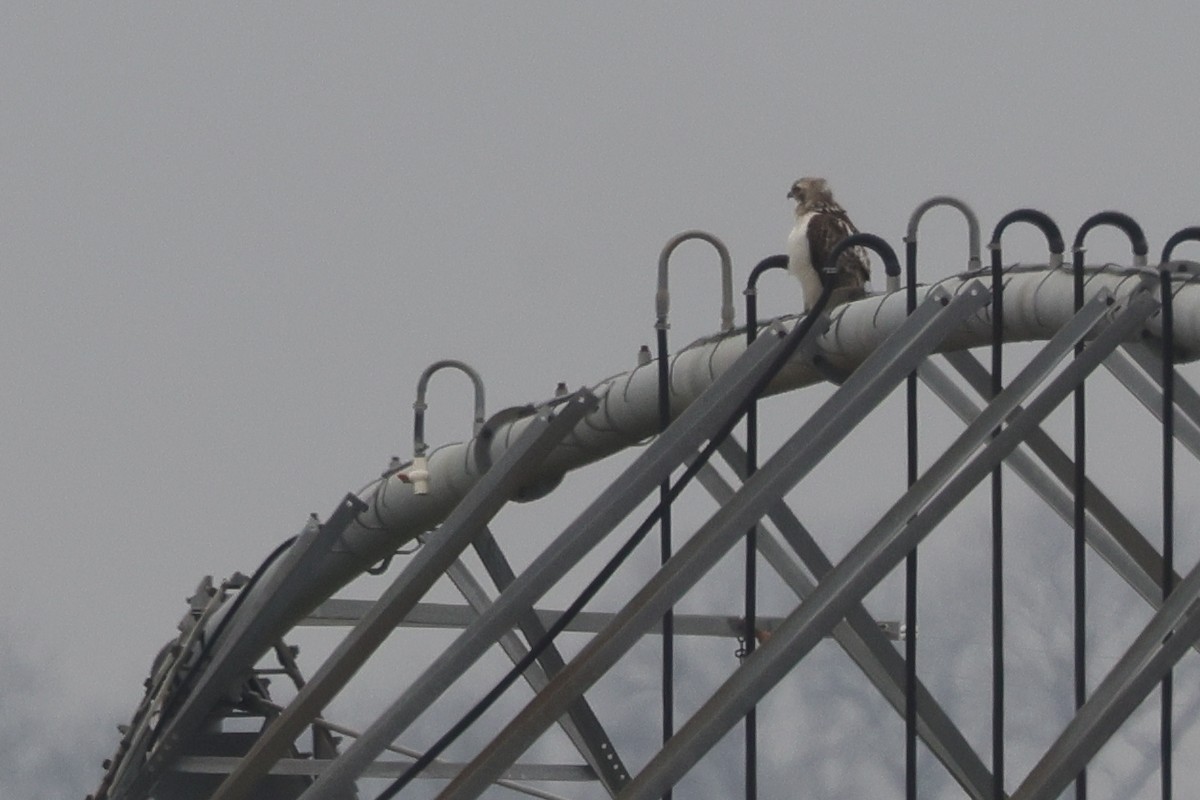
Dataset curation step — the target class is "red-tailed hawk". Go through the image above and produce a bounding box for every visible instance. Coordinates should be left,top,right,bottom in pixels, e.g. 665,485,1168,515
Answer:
786,177,870,311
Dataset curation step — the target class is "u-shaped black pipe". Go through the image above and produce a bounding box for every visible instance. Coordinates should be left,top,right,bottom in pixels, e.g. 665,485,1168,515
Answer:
986,207,1062,798
988,207,1066,391
989,208,1066,386
991,208,1066,262
1159,255,1178,800
825,232,901,290
1067,211,1146,800
902,199,980,800
1073,210,1149,265
1155,225,1200,797
739,252,789,800
1162,226,1200,264
744,254,791,345
746,253,791,291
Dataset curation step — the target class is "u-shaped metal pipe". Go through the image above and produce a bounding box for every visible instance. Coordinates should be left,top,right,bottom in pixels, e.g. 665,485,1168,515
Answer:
904,196,983,298
901,199,975,800
413,360,487,459
656,230,735,333
653,229,734,765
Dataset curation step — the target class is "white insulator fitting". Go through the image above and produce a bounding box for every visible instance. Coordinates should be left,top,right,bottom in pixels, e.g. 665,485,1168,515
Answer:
408,456,431,496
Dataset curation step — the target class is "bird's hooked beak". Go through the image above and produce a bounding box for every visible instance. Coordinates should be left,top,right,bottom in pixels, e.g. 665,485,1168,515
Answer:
787,186,802,201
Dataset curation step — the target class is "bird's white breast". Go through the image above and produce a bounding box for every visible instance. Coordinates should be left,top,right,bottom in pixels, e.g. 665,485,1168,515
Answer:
787,212,824,311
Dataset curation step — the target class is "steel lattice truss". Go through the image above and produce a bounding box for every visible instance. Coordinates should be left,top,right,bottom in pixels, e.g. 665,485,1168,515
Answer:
91,206,1200,800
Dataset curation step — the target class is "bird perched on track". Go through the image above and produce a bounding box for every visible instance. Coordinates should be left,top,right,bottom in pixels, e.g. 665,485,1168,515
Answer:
786,177,870,311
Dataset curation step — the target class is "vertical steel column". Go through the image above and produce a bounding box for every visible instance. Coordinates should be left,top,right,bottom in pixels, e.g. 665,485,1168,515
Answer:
740,253,789,800
654,231,734,800
1070,211,1148,800
903,195,980,800
987,208,1064,797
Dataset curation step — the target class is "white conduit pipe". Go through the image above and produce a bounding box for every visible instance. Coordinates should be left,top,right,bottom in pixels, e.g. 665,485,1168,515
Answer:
106,263,1196,800
172,263,1194,697
305,265,1197,601
124,263,1196,797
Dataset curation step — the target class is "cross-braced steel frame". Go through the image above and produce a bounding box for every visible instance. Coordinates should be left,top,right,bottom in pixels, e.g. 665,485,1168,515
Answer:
90,209,1200,800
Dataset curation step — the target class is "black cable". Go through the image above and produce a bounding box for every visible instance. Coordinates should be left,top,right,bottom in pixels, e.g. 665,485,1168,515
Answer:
149,533,299,746
375,270,831,800
1069,211,1147,799
740,253,788,800
990,242,1006,800
986,209,1063,797
656,323,675,800
1155,226,1200,800
372,404,737,800
1161,267,1175,800
744,291,760,800
904,236,919,800
1072,245,1088,800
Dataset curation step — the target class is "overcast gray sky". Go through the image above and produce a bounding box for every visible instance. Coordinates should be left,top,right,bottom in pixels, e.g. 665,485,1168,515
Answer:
4,4,1200,798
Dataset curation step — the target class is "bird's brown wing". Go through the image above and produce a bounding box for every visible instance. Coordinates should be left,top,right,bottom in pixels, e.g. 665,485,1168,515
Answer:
806,212,868,290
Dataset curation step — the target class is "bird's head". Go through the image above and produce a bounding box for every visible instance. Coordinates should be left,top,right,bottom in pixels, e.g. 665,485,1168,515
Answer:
787,177,834,212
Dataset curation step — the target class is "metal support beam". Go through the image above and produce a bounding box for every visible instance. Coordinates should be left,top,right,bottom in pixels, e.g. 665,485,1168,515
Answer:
703,439,997,800
1108,343,1200,458
1012,553,1200,799
297,319,821,800
441,548,630,795
175,756,593,782
938,349,1186,614
614,291,1157,800
467,528,630,794
695,454,995,799
250,699,575,800
301,598,794,639
439,284,992,799
208,391,596,800
111,492,369,800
